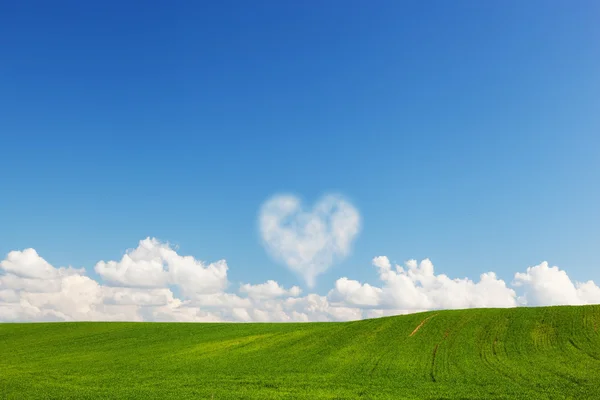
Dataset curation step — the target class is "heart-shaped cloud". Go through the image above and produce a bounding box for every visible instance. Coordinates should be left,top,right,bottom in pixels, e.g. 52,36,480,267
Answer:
259,194,361,287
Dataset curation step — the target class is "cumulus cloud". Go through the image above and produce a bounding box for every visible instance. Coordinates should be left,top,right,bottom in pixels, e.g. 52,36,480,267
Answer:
1,238,600,323
513,262,600,306
328,277,382,307
94,237,228,297
103,287,176,306
1,248,82,280
0,238,361,323
329,257,518,310
259,194,360,288
240,280,302,299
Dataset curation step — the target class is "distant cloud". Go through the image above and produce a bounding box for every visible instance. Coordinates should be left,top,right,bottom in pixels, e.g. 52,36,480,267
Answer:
259,194,361,287
1,238,599,323
240,280,301,300
329,257,518,310
513,262,600,306
94,237,228,296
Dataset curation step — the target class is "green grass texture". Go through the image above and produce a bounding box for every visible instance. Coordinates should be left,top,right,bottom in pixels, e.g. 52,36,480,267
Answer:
2,305,600,399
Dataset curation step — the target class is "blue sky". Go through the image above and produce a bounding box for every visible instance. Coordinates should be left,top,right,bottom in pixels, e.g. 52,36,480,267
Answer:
1,0,599,302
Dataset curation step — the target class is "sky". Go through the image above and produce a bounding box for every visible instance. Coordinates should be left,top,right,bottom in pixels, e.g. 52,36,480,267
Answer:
1,1,599,322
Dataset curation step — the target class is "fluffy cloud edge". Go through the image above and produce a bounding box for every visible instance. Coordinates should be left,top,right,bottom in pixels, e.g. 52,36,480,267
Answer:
259,194,361,288
1,238,599,323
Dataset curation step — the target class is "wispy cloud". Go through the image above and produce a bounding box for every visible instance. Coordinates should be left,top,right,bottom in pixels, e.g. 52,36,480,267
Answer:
259,194,361,287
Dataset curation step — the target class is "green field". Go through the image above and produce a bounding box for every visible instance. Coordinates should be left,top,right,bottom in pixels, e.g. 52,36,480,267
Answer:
1,305,600,399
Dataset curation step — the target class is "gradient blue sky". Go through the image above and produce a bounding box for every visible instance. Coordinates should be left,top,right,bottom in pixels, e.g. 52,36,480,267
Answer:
1,1,599,294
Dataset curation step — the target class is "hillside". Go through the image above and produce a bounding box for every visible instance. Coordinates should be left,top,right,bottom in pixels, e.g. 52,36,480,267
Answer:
1,305,600,399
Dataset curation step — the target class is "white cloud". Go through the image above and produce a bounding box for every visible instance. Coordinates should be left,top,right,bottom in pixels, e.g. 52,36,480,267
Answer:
240,280,301,299
103,287,176,306
259,194,360,288
94,237,228,296
0,289,19,303
328,277,382,307
0,273,63,293
1,248,82,280
576,281,600,304
513,262,600,306
329,257,518,310
191,293,252,309
1,238,600,323
142,300,224,323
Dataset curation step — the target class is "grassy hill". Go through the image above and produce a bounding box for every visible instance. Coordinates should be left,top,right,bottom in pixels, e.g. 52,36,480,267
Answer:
1,305,600,399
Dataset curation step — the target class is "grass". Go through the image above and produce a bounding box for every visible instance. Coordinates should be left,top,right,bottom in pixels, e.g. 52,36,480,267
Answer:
1,305,600,399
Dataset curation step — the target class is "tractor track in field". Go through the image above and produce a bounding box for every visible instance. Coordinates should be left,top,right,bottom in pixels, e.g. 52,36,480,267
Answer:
369,353,385,377
410,314,438,337
429,344,439,382
478,336,520,386
429,312,481,383
410,313,443,383
568,338,600,361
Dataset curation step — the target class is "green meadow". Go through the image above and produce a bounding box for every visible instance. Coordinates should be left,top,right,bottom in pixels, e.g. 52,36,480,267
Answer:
1,305,600,399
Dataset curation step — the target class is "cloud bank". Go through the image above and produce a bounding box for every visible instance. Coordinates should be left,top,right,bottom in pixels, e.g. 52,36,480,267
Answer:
1,238,599,322
259,194,360,288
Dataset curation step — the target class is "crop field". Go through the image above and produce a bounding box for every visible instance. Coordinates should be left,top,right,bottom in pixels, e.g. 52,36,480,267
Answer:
1,305,600,399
